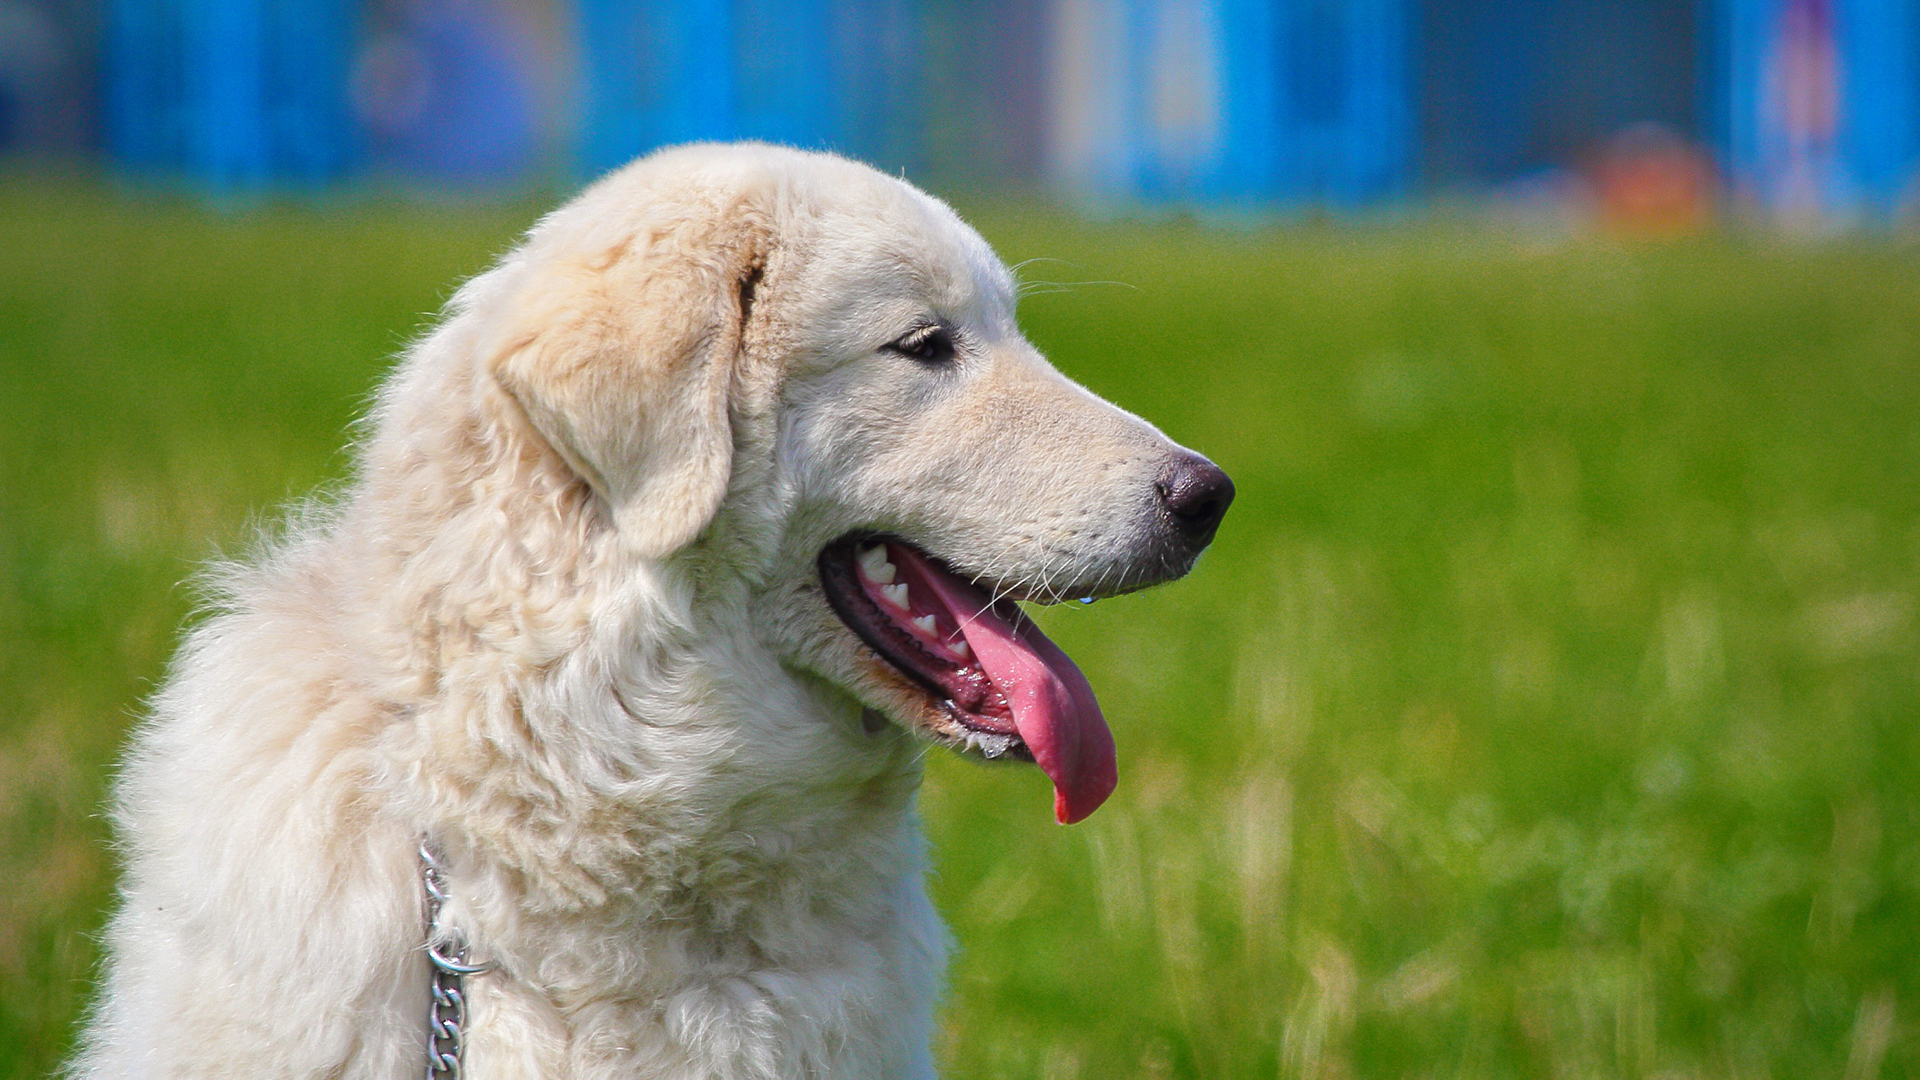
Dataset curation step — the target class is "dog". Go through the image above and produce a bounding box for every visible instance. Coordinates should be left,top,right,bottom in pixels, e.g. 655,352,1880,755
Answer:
75,143,1232,1079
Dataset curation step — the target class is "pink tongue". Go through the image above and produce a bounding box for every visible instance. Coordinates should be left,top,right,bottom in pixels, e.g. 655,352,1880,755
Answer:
910,564,1118,824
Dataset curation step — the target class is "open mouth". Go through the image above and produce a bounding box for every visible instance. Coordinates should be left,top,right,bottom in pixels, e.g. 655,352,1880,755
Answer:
818,535,1118,824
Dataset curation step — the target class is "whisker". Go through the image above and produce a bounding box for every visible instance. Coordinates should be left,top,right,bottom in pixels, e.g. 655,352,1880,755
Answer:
1015,278,1139,298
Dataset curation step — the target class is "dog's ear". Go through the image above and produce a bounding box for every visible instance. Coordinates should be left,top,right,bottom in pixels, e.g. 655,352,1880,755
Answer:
490,209,769,559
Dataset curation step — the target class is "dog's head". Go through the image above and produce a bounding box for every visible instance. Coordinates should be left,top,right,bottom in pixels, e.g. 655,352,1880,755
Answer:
484,144,1231,823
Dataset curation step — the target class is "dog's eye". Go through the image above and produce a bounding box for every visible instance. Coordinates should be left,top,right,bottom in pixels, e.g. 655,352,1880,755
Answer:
885,324,957,365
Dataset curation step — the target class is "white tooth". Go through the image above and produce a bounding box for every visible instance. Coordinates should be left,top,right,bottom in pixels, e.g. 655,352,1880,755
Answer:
911,614,937,634
857,545,896,583
881,583,909,608
950,639,971,659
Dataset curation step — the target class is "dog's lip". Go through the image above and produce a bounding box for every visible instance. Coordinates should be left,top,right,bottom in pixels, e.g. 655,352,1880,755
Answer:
817,533,1119,824
818,535,1027,744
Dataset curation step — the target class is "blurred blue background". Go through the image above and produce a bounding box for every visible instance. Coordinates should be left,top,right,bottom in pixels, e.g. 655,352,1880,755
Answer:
4,0,1918,226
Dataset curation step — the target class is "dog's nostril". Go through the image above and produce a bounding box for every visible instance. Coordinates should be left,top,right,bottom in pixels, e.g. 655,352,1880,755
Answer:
1157,456,1235,543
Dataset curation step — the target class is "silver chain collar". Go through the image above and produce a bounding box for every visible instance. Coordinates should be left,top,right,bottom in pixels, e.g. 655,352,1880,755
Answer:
420,842,493,1079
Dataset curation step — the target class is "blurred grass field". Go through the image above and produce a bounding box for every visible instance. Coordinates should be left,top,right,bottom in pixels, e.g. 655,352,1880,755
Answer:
3,176,1918,1079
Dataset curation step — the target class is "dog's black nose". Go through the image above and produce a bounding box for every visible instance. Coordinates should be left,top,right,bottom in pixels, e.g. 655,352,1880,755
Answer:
1156,454,1234,547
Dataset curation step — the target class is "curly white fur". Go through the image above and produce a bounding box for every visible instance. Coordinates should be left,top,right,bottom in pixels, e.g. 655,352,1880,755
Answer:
75,143,1209,1080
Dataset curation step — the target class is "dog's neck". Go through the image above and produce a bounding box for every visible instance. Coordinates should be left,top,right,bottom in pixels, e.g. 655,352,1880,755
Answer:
396,588,930,1045
352,361,928,989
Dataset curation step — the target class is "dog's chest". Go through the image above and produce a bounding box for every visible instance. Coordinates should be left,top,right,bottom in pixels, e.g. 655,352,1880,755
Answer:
462,800,943,1080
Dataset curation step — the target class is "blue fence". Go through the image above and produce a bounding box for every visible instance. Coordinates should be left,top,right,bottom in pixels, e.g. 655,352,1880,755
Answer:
1050,0,1410,207
51,0,1920,220
577,0,919,176
105,0,356,189
1717,0,1920,220
88,0,1420,206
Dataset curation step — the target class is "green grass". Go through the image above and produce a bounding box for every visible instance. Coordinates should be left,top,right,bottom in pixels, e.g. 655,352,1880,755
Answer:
3,177,1918,1078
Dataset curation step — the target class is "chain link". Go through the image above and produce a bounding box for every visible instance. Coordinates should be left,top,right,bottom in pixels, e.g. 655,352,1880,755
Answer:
421,842,492,1080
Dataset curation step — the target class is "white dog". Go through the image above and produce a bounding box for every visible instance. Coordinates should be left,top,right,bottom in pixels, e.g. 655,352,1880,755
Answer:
75,143,1232,1079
